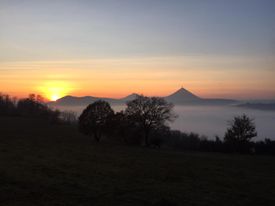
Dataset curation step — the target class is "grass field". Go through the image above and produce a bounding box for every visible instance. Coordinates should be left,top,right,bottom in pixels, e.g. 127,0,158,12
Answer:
0,116,275,206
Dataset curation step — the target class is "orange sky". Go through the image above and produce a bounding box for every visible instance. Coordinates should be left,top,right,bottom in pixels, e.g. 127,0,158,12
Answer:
1,1,275,101
1,56,274,101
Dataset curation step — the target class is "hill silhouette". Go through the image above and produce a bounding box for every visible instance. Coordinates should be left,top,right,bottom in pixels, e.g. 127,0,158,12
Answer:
165,87,201,103
50,87,237,106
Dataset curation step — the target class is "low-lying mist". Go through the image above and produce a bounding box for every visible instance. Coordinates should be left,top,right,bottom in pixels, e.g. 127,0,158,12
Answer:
53,104,275,140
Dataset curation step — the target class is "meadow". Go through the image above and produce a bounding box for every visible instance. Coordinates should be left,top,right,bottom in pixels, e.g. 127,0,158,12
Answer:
1,116,275,206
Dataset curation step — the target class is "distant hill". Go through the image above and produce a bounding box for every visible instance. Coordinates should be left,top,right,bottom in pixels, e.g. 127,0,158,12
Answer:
164,88,236,105
52,95,122,106
119,93,138,102
165,88,201,103
54,95,98,106
237,103,275,111
50,88,237,106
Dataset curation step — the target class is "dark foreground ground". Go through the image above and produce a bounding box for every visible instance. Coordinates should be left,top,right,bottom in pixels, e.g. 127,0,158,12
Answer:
0,116,275,206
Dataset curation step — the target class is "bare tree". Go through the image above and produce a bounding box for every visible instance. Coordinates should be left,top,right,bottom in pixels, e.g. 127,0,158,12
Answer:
125,95,176,146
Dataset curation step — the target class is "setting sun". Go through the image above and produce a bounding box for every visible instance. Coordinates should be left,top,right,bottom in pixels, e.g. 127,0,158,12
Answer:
37,81,73,101
50,94,60,101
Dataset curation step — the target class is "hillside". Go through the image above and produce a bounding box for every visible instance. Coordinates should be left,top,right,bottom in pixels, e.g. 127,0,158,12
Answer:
1,116,275,206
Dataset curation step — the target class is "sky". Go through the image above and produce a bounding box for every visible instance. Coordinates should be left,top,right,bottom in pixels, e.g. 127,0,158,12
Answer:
0,0,274,100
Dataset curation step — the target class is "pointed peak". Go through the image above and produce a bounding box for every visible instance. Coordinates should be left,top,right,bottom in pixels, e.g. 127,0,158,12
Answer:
166,87,201,101
173,87,194,94
177,87,189,92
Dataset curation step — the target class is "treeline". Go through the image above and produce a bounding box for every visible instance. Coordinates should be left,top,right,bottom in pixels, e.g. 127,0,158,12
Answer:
155,130,275,155
1,93,274,155
78,95,275,155
0,93,76,124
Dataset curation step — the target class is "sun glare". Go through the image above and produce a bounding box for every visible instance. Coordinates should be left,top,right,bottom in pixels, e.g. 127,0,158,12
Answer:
51,94,60,101
38,81,73,101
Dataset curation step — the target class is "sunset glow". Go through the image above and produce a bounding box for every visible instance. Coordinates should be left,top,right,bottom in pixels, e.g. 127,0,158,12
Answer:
50,94,59,101
1,57,274,100
0,0,274,100
1,1,275,204
37,81,73,101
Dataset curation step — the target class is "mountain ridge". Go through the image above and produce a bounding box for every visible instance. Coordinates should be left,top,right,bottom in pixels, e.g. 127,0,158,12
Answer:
49,88,237,106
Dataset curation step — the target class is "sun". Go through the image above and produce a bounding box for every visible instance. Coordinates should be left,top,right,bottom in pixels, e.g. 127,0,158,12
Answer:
38,81,73,101
51,94,60,101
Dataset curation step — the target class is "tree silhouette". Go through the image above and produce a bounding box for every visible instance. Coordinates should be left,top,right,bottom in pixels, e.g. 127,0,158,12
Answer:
0,93,16,115
17,94,60,122
108,111,129,143
125,95,176,146
78,100,114,142
224,114,257,152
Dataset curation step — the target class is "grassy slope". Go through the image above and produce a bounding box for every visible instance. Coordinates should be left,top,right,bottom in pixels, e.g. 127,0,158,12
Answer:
0,116,275,206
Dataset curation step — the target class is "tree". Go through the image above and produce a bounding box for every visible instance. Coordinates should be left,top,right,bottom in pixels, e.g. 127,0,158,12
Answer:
0,93,17,115
224,114,257,152
17,94,60,122
125,95,176,146
108,111,129,143
78,100,114,142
